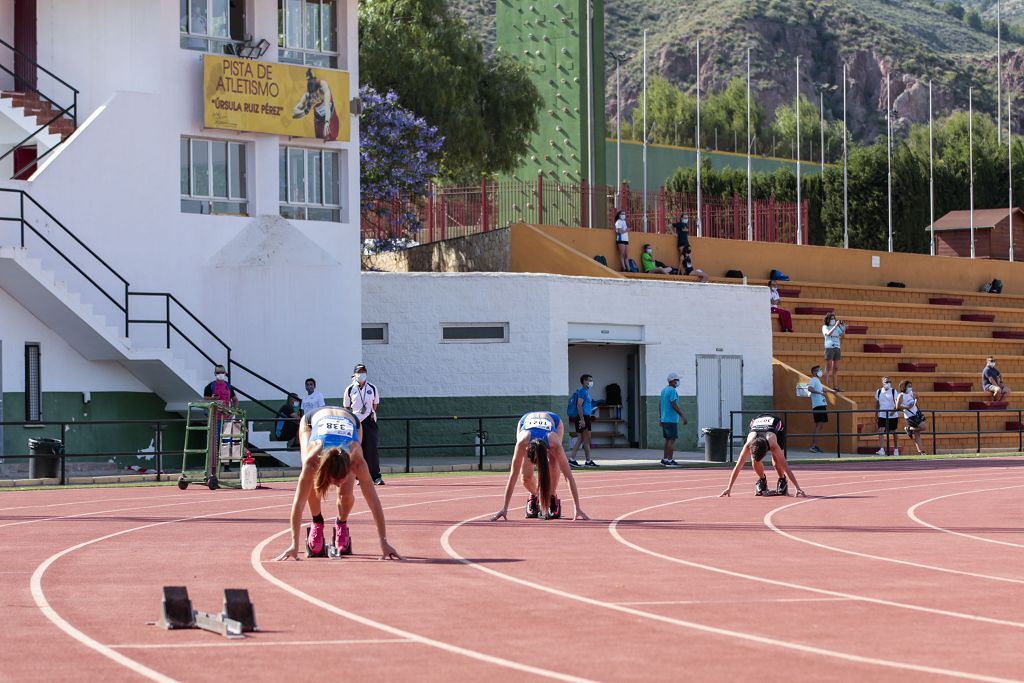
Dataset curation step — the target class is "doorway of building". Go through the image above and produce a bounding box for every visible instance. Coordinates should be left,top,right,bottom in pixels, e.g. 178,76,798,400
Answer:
568,343,640,449
14,0,37,91
695,354,743,446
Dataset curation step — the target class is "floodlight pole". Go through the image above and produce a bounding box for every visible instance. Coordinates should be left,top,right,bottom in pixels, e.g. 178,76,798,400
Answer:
1010,92,1014,261
796,56,802,245
843,65,849,249
696,39,702,237
642,28,648,232
747,47,753,241
929,80,935,256
886,74,893,253
970,86,976,259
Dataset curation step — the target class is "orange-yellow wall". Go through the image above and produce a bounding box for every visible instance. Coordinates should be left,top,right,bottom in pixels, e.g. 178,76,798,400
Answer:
773,360,857,453
515,223,1024,292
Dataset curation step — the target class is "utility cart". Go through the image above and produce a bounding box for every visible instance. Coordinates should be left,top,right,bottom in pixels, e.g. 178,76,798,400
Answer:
177,401,247,490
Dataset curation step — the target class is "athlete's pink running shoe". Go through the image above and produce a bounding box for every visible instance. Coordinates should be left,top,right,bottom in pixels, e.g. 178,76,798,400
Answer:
307,521,326,555
334,518,352,555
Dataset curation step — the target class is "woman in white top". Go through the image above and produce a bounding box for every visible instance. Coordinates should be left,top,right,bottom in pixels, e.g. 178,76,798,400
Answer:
821,312,845,390
613,211,630,271
896,380,927,455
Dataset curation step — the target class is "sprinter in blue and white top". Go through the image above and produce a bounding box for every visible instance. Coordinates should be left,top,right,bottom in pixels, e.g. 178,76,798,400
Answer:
492,412,589,522
275,406,401,562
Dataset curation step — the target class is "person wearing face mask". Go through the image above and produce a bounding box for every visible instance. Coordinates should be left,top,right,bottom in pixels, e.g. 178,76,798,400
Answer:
275,392,302,447
806,365,835,453
640,243,677,275
875,376,900,456
613,210,630,271
203,365,238,408
982,357,1011,401
343,364,383,485
769,279,794,333
567,374,599,468
896,380,927,455
821,312,846,391
659,372,688,467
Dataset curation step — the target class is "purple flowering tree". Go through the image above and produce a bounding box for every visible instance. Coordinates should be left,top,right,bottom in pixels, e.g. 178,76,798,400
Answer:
360,85,443,249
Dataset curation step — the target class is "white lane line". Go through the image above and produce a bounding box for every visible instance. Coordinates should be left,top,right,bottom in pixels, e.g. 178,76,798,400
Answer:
614,597,853,606
444,497,1024,683
109,638,415,649
251,501,595,682
764,478,1024,585
608,476,1024,629
907,484,1024,550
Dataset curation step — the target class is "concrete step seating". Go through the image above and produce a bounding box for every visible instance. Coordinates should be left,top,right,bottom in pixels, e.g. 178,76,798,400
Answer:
775,350,1024,375
0,91,76,140
783,314,1024,339
777,297,1021,324
773,333,1022,357
747,278,1024,311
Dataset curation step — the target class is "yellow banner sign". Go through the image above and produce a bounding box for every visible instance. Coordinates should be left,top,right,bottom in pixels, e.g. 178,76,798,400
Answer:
203,55,350,141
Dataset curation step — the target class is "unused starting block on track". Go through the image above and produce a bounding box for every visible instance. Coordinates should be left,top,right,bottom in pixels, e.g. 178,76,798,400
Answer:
153,586,257,638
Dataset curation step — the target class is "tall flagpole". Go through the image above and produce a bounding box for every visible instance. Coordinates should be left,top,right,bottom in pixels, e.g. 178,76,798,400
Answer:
585,0,594,227
642,29,648,232
970,86,975,259
929,80,935,256
746,47,752,241
998,0,1002,143
696,40,702,237
796,56,802,245
843,64,849,248
1010,92,1014,261
886,73,893,253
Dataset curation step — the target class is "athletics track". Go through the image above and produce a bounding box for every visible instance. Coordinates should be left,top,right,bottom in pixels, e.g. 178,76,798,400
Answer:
2,458,1024,681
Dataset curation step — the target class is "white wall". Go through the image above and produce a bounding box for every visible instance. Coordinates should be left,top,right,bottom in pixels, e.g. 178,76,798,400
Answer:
0,0,13,92
0,288,149,393
360,273,774,400
0,0,362,400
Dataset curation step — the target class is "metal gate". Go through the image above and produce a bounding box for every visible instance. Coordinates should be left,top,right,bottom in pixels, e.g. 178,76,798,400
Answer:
696,355,743,445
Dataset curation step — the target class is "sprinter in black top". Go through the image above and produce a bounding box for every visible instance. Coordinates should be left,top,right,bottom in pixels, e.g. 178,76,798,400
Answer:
719,414,806,497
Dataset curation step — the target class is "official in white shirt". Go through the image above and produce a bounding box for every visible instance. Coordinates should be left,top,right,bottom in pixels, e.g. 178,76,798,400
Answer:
344,363,383,484
301,377,326,416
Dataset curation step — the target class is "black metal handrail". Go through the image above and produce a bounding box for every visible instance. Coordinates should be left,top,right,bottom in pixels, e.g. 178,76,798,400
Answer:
0,190,291,409
0,37,79,178
728,407,1024,461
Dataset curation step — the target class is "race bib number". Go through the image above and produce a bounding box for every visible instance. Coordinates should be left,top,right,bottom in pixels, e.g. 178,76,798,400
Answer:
523,416,553,431
313,416,355,438
750,416,777,432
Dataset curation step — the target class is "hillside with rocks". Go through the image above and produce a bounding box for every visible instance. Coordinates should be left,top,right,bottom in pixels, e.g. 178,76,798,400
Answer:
450,0,1024,142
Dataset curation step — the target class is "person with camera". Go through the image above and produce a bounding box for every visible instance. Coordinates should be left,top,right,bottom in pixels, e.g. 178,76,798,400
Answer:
896,380,927,456
821,312,846,391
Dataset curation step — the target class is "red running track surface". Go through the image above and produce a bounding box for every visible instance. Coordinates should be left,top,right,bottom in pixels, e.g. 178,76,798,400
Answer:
2,459,1024,682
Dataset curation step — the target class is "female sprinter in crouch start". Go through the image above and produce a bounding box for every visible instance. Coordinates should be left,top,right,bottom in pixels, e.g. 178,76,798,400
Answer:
275,406,401,561
491,411,589,521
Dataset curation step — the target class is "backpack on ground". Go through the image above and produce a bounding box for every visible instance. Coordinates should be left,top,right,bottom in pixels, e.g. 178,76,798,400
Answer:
566,389,580,418
628,258,639,273
605,383,622,406
769,269,790,281
990,278,1003,294
887,281,906,288
594,255,608,267
725,269,744,278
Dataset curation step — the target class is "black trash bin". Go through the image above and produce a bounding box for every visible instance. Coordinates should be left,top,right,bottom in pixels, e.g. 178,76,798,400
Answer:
28,438,63,479
702,428,731,463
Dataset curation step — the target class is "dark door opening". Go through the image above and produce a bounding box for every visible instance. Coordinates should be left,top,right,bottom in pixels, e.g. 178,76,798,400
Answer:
13,0,37,91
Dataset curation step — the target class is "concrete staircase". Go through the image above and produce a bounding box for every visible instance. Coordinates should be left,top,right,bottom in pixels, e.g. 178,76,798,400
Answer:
0,91,75,147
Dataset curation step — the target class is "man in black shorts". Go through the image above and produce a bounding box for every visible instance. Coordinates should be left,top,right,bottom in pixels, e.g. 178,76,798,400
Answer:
567,374,598,468
720,414,806,497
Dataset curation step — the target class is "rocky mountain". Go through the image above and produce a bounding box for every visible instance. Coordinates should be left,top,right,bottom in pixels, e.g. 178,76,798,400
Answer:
449,0,1024,142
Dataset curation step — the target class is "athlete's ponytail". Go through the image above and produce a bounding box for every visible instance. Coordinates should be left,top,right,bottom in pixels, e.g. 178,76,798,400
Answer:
313,447,350,500
527,438,552,510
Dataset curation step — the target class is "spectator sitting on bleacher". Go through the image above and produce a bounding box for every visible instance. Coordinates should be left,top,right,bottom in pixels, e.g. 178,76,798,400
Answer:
680,245,710,283
641,244,678,275
769,279,793,332
982,357,1011,401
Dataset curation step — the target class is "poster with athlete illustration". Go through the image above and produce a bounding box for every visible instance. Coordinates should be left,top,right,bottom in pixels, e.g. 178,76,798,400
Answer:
203,55,350,141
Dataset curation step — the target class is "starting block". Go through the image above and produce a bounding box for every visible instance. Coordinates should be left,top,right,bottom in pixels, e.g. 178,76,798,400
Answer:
154,586,256,638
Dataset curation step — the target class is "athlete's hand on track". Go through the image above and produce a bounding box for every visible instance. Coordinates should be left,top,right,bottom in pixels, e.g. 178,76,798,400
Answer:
274,544,300,561
795,488,807,497
718,488,731,497
573,509,590,521
490,509,508,521
380,540,403,560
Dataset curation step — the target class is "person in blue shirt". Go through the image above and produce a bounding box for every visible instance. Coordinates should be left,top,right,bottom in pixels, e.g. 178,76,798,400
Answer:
659,372,688,468
567,374,599,468
491,411,589,522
